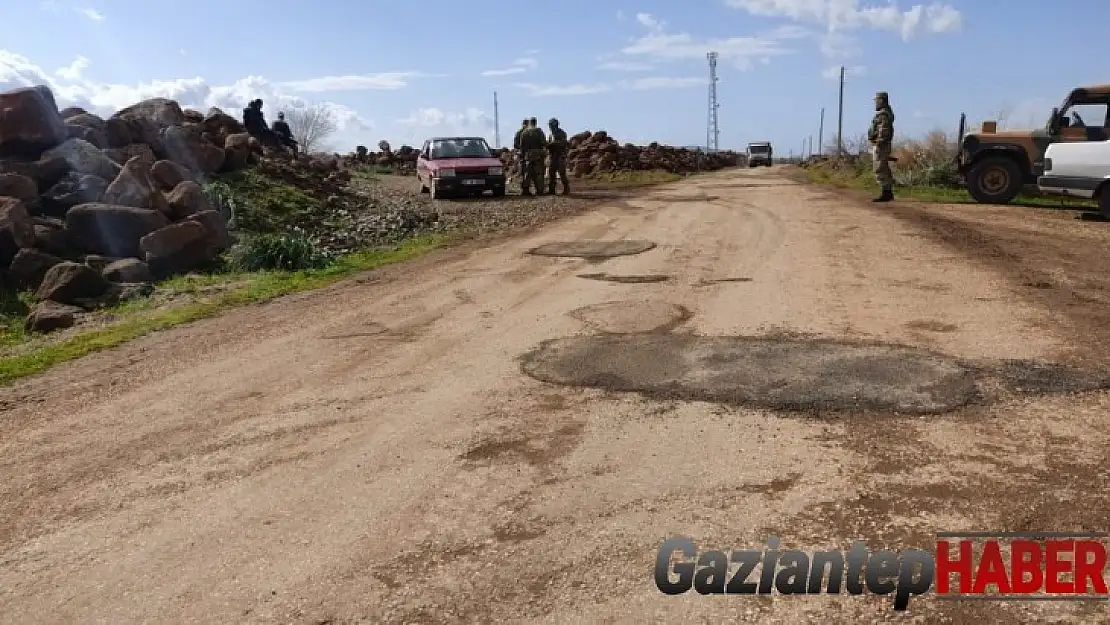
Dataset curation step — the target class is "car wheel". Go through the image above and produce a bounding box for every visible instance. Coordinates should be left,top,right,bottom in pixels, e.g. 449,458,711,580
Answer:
966,156,1023,204
492,186,506,198
419,177,428,193
429,183,441,200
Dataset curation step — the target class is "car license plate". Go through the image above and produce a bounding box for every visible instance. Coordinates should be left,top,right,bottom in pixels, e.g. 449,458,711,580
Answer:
463,179,484,185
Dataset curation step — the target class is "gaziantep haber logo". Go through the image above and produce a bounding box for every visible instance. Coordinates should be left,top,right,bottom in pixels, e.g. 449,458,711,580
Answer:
655,533,1109,611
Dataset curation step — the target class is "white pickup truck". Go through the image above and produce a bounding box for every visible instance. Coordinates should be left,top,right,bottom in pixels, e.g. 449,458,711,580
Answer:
1037,140,1110,217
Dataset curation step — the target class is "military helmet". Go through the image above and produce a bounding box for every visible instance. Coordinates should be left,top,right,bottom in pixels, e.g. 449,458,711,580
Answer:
548,117,559,127
875,91,889,100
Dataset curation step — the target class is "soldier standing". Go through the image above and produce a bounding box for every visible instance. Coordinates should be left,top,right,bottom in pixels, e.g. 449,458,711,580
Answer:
512,118,528,184
868,91,895,202
546,118,570,195
521,117,547,195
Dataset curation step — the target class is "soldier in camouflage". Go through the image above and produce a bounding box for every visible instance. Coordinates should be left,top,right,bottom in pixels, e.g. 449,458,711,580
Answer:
512,118,528,184
520,117,546,195
546,118,570,195
868,91,895,202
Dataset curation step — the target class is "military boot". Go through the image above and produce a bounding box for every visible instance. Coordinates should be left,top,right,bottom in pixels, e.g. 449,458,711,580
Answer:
872,188,893,202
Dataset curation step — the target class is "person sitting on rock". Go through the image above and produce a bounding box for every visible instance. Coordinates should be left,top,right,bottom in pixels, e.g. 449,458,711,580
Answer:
242,100,267,135
271,111,299,158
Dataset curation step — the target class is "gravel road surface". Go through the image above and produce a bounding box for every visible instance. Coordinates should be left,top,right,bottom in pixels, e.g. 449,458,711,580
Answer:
2,167,1109,624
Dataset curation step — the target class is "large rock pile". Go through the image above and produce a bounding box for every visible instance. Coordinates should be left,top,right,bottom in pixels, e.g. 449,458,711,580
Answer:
345,144,419,174
499,130,739,176
0,85,256,333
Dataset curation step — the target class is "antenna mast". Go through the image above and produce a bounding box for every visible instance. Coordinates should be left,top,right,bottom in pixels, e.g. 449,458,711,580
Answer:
493,91,500,149
707,51,719,153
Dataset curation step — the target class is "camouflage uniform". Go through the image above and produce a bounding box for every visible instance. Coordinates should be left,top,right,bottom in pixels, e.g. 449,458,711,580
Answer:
512,121,528,183
868,91,895,202
546,118,570,195
521,120,547,195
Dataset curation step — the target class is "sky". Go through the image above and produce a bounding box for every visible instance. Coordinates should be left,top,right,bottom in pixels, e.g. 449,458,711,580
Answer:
1,0,1108,154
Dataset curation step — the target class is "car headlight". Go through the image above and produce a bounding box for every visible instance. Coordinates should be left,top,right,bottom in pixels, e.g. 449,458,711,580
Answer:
488,166,503,176
438,168,455,177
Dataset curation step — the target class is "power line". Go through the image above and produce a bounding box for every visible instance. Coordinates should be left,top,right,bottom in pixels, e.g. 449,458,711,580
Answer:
707,51,719,153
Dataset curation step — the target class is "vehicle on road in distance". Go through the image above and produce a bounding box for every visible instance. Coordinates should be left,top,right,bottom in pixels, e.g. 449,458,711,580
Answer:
957,84,1110,205
1037,140,1110,218
416,136,506,199
747,142,773,167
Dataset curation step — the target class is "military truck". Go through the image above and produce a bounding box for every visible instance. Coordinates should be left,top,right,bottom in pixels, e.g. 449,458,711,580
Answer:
958,85,1110,204
746,142,773,167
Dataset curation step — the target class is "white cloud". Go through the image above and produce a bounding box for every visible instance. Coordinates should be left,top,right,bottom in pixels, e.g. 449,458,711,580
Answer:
819,31,861,59
636,12,663,29
0,50,374,132
77,7,104,21
622,29,793,69
279,72,421,91
822,64,866,80
514,82,612,96
619,76,705,90
724,0,962,41
55,55,90,81
597,61,654,71
481,56,538,77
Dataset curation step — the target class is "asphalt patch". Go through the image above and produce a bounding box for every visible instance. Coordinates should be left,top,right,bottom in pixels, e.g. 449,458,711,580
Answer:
568,300,691,334
519,335,1110,415
577,273,671,283
527,240,656,259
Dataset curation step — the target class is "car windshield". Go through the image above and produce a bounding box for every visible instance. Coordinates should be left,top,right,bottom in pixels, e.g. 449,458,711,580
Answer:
749,145,770,153
430,138,492,159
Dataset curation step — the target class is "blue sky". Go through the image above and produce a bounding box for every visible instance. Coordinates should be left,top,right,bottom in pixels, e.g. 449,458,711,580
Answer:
1,1,1107,153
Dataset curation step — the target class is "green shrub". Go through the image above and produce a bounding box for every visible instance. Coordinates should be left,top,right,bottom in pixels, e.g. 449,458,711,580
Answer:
229,232,334,272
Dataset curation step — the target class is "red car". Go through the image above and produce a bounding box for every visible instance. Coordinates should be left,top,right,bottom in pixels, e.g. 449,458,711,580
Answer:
416,136,506,199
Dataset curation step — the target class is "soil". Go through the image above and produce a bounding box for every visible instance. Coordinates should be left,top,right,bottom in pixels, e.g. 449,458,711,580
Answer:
2,168,1110,623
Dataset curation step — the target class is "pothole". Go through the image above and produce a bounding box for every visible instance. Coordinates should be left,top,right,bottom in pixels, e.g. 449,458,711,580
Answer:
568,300,691,334
527,240,656,259
578,273,671,284
519,335,1110,415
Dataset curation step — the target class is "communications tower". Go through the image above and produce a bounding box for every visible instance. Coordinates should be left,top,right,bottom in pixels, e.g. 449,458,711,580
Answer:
706,51,720,153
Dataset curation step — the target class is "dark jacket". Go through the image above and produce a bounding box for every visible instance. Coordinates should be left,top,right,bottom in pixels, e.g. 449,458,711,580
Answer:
547,127,568,155
272,119,294,141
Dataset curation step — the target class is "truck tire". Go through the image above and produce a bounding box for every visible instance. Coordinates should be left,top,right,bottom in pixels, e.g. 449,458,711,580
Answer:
1099,187,1110,221
966,156,1023,204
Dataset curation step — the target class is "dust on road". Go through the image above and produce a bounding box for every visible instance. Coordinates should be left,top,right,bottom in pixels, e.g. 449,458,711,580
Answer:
2,167,1110,624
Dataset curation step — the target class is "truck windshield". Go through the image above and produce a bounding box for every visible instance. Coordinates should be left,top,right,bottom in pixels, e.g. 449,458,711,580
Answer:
431,138,492,158
749,145,770,154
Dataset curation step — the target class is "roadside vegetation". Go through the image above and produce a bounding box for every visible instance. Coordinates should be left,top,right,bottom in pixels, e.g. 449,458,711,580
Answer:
794,130,1096,209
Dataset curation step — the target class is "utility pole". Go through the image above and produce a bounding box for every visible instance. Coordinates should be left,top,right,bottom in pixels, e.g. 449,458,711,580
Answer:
836,66,845,155
818,107,825,156
493,91,500,149
707,51,720,153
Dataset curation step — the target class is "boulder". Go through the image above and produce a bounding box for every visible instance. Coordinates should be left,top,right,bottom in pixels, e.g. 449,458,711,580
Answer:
64,202,169,257
0,86,67,158
183,109,205,123
166,180,212,220
32,217,69,256
65,123,109,149
65,113,106,130
8,248,63,290
82,254,123,273
0,197,35,266
59,106,88,120
161,124,225,174
101,257,153,283
34,261,110,305
0,155,70,191
41,172,109,217
0,173,40,212
150,159,194,191
42,138,121,181
112,98,186,128
102,156,171,214
139,220,217,278
223,133,252,170
25,300,83,333
187,209,233,252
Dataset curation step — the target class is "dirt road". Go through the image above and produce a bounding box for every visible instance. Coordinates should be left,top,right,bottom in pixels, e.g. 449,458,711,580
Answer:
2,168,1110,624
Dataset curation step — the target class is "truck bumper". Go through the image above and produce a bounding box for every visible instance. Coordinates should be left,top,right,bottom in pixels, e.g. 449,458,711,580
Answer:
434,174,506,194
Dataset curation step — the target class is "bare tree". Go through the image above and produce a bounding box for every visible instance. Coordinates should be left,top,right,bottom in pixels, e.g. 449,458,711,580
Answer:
285,104,338,154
